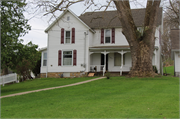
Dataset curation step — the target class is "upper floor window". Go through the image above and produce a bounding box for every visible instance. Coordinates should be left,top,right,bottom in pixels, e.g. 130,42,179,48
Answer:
43,52,47,66
63,51,72,66
105,29,111,43
65,31,71,43
61,28,75,44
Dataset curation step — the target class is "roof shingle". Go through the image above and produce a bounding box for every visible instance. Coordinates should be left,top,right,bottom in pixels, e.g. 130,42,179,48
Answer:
79,8,162,29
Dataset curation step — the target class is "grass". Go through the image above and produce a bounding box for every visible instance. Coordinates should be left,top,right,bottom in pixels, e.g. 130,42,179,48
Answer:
163,65,174,76
1,76,179,118
1,77,97,96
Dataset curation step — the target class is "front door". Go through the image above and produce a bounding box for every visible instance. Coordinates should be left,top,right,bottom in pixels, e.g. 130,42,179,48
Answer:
101,54,108,71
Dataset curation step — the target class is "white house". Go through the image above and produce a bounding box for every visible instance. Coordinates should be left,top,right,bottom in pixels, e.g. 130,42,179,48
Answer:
40,8,163,78
171,29,180,77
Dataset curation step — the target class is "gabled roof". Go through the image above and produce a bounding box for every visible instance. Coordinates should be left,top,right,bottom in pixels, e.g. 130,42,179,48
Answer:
171,29,180,50
45,9,95,33
79,8,162,29
39,47,47,52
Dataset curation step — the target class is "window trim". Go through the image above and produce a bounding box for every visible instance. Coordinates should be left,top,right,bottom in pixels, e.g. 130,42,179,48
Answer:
64,30,71,44
62,50,73,66
42,52,47,67
104,29,111,44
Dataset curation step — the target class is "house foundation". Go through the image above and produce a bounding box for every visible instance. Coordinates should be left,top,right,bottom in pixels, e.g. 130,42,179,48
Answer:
40,72,88,78
175,72,180,77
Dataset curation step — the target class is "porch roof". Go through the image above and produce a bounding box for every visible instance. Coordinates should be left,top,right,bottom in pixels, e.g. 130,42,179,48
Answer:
89,45,130,50
89,45,159,51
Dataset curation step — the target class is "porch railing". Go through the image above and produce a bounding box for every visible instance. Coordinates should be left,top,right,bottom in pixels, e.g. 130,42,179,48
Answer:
90,65,104,72
120,66,131,75
0,73,18,86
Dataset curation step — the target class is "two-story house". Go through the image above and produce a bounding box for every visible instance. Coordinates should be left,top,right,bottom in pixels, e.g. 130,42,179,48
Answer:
40,8,163,78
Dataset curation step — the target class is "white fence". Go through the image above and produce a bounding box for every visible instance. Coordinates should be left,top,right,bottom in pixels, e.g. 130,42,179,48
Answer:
0,73,18,86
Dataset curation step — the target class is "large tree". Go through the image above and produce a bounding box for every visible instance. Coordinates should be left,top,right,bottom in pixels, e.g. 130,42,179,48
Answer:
113,1,161,77
33,0,161,77
1,0,31,75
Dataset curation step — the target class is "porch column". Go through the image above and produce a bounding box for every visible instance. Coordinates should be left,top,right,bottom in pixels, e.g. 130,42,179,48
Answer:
118,50,130,76
121,52,124,67
154,49,156,66
101,50,109,76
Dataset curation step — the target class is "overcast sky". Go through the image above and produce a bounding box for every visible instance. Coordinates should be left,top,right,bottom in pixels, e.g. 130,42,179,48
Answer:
20,0,148,49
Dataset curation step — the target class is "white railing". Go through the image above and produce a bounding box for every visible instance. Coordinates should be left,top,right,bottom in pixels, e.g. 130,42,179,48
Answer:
0,73,18,86
120,66,131,75
90,65,104,72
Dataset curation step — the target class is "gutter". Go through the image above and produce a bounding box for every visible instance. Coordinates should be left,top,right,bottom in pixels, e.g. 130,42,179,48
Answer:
84,31,88,72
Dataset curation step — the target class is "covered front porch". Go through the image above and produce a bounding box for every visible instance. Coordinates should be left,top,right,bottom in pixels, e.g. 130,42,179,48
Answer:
89,46,132,76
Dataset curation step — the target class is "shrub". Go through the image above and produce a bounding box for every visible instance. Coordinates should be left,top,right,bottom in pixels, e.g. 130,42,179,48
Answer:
164,58,174,67
153,65,158,73
105,71,111,79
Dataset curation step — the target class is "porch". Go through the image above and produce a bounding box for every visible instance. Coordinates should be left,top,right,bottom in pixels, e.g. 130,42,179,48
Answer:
89,46,132,76
89,45,159,76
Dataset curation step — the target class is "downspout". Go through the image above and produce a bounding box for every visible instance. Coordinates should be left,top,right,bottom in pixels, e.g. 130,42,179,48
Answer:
84,31,88,72
46,33,49,78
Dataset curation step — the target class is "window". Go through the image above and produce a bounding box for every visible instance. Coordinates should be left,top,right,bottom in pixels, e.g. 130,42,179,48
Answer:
114,53,125,66
105,29,111,43
63,51,72,65
67,16,70,21
65,31,71,43
43,52,47,66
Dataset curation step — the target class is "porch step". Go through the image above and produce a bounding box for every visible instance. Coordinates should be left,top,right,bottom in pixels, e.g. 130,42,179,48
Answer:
88,73,95,77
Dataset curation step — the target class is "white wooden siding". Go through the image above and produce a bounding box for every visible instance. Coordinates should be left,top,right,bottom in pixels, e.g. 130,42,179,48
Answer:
108,53,131,72
90,53,101,65
47,12,90,73
40,51,47,73
91,28,129,46
175,52,180,72
90,28,160,47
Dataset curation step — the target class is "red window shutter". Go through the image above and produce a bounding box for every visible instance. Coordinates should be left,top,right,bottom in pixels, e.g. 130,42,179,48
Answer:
112,28,115,43
101,29,104,44
73,50,77,66
72,28,75,43
58,50,62,66
61,28,64,44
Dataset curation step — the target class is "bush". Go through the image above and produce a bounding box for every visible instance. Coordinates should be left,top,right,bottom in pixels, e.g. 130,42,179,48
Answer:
164,58,174,67
105,71,111,79
16,59,32,81
153,66,158,73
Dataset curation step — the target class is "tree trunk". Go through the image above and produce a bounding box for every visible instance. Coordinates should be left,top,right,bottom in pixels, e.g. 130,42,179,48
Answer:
113,0,161,77
129,40,155,77
2,67,8,75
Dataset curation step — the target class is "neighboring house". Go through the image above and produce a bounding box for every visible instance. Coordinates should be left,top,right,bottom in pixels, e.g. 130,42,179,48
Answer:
40,8,163,78
171,29,180,77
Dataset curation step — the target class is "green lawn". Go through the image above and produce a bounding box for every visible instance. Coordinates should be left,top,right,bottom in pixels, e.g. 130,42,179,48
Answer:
1,77,97,96
163,66,174,76
1,76,179,118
